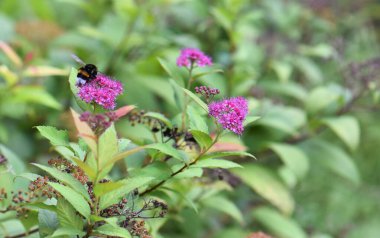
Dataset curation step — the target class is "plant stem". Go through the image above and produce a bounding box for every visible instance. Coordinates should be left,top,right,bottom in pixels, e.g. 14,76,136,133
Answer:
140,130,221,196
180,64,195,131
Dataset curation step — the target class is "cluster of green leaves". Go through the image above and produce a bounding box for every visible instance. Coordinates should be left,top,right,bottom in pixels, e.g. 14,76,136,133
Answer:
1,0,380,237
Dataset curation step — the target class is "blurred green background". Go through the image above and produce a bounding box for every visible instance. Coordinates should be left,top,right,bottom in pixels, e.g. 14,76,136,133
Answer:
1,0,380,237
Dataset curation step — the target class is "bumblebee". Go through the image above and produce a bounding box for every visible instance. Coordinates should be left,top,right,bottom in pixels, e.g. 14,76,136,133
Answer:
71,54,98,86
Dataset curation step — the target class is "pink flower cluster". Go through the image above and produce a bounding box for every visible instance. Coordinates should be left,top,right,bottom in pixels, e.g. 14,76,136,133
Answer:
176,48,212,68
208,97,248,135
77,74,123,110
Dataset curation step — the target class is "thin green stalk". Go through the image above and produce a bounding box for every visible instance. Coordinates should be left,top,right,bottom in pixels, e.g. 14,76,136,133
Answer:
181,64,195,131
140,129,222,196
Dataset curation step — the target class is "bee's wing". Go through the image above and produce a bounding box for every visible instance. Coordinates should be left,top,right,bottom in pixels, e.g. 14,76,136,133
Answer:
71,54,86,66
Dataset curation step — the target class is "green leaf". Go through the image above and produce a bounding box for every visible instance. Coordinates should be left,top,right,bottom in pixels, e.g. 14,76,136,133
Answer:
192,159,242,169
305,87,340,113
253,206,307,238
129,161,172,181
188,106,208,133
201,151,256,160
190,130,212,149
98,124,118,169
146,143,184,161
99,176,154,210
12,86,61,109
202,196,243,224
323,116,360,151
157,57,180,80
0,144,25,174
234,164,294,215
258,106,306,135
173,167,203,179
182,88,209,113
169,78,184,110
51,227,86,237
94,224,131,238
104,146,146,168
36,126,70,147
56,198,84,231
32,163,90,202
193,69,223,79
243,116,260,127
144,112,172,128
38,209,59,238
48,182,91,219
271,60,293,82
301,139,360,185
71,156,97,182
269,143,309,179
94,181,124,197
32,163,91,201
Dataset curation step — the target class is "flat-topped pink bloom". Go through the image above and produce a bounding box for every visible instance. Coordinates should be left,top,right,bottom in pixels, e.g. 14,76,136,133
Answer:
177,48,212,68
208,97,248,135
77,74,123,110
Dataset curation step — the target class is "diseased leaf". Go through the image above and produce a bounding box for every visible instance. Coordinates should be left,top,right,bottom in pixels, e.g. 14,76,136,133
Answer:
48,182,91,219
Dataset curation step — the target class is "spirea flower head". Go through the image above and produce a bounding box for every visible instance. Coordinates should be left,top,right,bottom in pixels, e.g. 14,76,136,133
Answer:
208,97,248,135
77,74,123,110
177,48,212,68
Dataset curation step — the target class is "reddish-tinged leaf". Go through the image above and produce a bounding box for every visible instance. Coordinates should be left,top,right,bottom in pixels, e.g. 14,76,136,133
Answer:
114,105,136,119
209,142,247,152
70,108,97,156
0,41,22,67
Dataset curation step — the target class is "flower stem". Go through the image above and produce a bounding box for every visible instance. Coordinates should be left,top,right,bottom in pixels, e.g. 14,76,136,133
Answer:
181,64,194,131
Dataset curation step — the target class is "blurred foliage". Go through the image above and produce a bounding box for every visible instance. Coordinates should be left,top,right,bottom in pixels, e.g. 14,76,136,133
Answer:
1,0,380,237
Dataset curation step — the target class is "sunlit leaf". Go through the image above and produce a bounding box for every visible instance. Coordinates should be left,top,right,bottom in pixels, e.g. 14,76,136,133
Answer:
182,88,208,112
323,116,360,151
253,206,307,238
234,164,294,214
269,143,309,179
202,196,243,224
36,126,70,147
48,182,91,219
33,163,90,201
